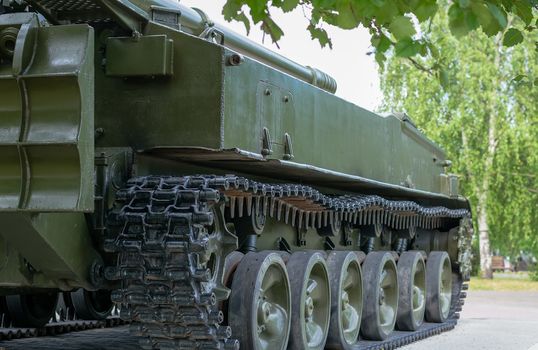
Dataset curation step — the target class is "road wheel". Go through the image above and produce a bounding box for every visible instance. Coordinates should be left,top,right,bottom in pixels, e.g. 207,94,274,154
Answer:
6,292,59,327
287,251,331,350
360,251,398,340
326,251,363,349
396,251,426,331
229,251,291,350
426,251,452,323
71,289,114,320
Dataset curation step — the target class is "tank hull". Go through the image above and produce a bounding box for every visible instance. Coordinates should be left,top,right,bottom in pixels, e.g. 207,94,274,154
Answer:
94,22,457,197
0,2,472,348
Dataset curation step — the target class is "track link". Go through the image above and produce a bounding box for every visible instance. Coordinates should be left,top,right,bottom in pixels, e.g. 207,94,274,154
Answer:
105,175,470,350
105,176,238,350
0,317,125,341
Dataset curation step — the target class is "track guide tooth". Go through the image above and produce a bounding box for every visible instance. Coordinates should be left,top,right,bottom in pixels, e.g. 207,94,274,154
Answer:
284,204,290,224
237,197,244,218
246,196,252,216
276,200,283,221
229,197,236,219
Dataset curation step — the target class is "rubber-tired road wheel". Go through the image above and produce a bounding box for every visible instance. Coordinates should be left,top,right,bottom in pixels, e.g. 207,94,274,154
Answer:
396,251,426,331
426,251,453,323
287,251,331,350
229,251,291,350
360,251,398,340
326,251,363,350
6,292,59,327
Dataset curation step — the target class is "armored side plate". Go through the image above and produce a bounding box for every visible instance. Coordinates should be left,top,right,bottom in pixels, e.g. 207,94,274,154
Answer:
0,14,94,211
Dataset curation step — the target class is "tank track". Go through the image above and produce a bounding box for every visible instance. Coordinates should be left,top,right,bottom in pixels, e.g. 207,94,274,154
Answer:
105,175,470,350
0,317,125,341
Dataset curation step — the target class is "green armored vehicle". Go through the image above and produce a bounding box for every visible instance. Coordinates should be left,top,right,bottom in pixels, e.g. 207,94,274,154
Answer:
0,1,473,349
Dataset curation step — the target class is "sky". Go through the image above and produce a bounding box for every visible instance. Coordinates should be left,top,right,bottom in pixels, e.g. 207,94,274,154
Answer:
180,0,383,111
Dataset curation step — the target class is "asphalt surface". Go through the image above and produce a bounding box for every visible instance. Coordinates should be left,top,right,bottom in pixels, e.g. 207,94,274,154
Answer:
403,291,538,350
0,290,536,350
0,326,140,350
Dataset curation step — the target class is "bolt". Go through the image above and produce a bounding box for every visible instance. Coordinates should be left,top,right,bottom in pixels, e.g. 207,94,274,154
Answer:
95,127,105,138
264,89,272,96
228,53,244,66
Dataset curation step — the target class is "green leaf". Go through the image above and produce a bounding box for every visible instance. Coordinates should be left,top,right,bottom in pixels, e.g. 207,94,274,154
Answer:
236,12,252,34
375,51,386,69
245,0,268,21
413,1,438,21
458,0,471,8
470,2,498,36
389,16,416,40
261,16,284,43
428,43,440,58
512,74,527,82
335,0,361,29
486,3,507,30
513,1,534,26
279,0,300,13
222,0,242,20
534,78,538,86
370,0,386,7
372,1,400,24
372,33,392,53
222,1,252,33
448,4,478,37
503,28,524,47
438,68,449,89
394,38,421,57
307,24,333,49
418,42,428,56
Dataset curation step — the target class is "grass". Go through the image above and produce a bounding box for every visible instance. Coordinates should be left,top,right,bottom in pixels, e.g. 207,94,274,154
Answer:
470,273,538,292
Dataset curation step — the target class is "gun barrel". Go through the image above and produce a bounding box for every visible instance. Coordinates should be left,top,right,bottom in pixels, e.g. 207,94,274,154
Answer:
179,5,337,93
133,0,337,93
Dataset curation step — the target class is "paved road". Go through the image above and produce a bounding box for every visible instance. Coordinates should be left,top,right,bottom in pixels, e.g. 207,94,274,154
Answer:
403,291,538,350
1,291,537,350
0,327,140,350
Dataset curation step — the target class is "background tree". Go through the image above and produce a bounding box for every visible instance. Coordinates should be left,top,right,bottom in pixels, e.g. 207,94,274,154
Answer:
223,1,538,277
223,0,537,87
378,9,538,278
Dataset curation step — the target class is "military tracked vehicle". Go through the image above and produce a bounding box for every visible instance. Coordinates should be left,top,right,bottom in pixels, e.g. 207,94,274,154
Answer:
0,1,474,349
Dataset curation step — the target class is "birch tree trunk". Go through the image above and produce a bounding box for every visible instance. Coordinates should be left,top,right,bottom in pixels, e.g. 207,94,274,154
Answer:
380,13,538,270
476,33,503,279
477,121,496,279
477,193,493,278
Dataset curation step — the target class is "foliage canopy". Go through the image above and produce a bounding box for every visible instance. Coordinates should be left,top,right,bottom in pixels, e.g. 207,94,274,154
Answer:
379,8,538,259
223,0,538,87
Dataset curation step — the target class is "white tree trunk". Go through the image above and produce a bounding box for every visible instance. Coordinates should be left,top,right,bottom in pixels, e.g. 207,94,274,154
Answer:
476,109,497,279
477,193,493,278
474,33,504,279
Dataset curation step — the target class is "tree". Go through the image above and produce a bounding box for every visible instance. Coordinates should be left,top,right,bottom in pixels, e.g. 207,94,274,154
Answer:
223,0,537,86
379,9,538,278
224,1,538,277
